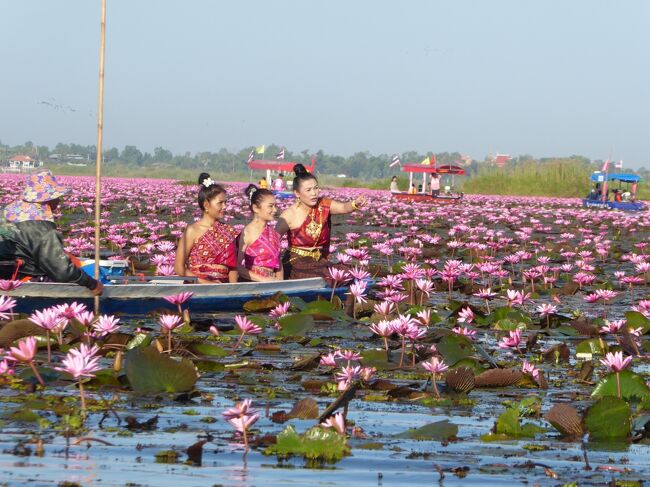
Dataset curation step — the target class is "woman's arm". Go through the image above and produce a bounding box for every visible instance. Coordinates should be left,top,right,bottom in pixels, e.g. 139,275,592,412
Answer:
174,226,196,277
329,195,367,215
236,227,258,281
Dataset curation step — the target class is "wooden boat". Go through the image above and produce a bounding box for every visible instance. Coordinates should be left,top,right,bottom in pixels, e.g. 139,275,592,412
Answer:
272,189,295,200
392,192,463,204
5,277,350,315
582,172,646,211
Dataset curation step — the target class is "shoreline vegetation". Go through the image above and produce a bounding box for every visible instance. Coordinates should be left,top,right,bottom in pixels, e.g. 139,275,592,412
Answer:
2,142,648,198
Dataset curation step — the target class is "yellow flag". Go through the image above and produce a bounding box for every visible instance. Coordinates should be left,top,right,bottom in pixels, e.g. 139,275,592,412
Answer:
420,156,430,165
255,145,265,154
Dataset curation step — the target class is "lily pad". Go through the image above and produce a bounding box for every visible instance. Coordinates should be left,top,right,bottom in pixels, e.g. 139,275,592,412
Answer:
395,419,458,441
625,311,650,334
243,298,280,313
124,346,198,394
495,407,545,438
360,349,393,371
188,343,230,358
576,338,609,356
278,314,315,337
592,370,650,401
265,424,349,463
436,334,474,366
585,396,631,440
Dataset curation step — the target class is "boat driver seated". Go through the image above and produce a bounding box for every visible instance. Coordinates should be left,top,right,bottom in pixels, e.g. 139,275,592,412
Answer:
621,190,632,201
0,170,103,294
613,189,623,202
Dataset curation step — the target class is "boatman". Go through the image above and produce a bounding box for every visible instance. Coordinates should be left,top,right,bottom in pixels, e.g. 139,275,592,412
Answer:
0,170,103,294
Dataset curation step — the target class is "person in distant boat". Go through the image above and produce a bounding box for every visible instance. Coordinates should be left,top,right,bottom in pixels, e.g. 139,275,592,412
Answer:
390,176,399,193
621,189,632,201
613,189,623,202
174,173,238,283
1,170,103,294
408,184,417,194
430,172,441,197
275,163,366,279
258,178,269,190
237,185,282,282
272,173,286,192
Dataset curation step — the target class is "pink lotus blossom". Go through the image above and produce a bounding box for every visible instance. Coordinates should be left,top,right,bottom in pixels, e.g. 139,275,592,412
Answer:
452,326,477,340
321,412,346,435
373,301,394,316
7,336,37,363
521,360,540,380
457,307,474,323
319,352,338,367
93,315,121,336
233,315,263,349
600,351,632,372
422,356,449,375
269,302,291,319
0,279,22,292
498,329,523,351
222,399,260,449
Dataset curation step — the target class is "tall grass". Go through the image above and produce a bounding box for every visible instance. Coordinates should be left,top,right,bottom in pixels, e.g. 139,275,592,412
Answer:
461,160,650,198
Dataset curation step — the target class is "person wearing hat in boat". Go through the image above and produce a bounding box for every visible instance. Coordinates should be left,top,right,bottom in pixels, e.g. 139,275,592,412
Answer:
174,173,239,283
1,170,103,294
275,163,366,279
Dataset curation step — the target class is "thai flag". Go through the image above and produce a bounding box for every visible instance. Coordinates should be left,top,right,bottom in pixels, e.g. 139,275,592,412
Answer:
615,160,623,169
276,148,285,160
247,150,255,164
389,154,401,167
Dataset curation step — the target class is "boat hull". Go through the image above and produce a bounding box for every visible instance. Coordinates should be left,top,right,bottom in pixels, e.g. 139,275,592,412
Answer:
5,277,348,315
392,192,463,204
272,190,294,199
581,199,646,211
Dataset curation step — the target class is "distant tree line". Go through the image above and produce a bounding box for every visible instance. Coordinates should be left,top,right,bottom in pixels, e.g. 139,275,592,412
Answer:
1,139,648,181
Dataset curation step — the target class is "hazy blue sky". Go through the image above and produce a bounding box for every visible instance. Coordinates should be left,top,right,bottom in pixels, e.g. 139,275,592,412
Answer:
1,1,649,167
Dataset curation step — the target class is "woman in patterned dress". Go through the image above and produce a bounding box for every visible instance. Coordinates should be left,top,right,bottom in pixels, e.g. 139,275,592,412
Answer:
275,163,366,280
174,173,238,283
237,185,283,282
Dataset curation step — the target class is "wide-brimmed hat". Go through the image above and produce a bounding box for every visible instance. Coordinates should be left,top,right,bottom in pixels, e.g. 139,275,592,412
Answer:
22,170,70,203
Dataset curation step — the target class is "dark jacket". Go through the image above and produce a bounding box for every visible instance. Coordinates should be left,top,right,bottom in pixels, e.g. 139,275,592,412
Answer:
7,220,99,290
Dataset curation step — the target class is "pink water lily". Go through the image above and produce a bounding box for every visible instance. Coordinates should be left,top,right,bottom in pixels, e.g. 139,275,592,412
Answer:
159,314,183,352
28,308,63,362
7,336,44,386
321,412,346,436
222,399,260,450
233,315,263,349
55,344,102,410
163,292,194,314
422,357,448,398
0,295,17,320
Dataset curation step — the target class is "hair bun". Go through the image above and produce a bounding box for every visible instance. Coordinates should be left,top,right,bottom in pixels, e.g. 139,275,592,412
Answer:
244,183,258,200
293,163,308,176
198,172,212,186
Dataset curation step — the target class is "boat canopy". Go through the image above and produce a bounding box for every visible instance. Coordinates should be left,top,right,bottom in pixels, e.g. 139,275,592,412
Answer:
590,172,641,183
400,163,466,175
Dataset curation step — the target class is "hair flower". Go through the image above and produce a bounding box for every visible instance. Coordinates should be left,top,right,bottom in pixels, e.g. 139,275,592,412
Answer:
202,177,216,188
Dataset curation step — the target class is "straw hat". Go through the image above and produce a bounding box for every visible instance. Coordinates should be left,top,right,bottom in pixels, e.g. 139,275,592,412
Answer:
22,170,70,203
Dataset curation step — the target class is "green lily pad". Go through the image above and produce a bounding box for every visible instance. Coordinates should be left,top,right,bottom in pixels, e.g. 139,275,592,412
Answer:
395,420,458,441
188,343,230,357
360,349,393,370
302,300,335,315
495,407,545,438
243,298,280,313
278,314,315,337
436,334,474,366
592,370,650,401
265,424,349,463
124,347,198,394
585,396,631,440
576,338,609,356
125,332,152,350
625,311,650,334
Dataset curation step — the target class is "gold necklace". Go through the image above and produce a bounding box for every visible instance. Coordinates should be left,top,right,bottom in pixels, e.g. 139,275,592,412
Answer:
304,206,323,240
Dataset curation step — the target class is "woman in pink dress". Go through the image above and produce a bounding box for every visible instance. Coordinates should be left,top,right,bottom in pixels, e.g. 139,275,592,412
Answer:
174,173,238,283
237,185,283,281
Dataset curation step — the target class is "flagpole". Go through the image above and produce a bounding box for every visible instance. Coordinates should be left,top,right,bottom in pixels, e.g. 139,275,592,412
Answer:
93,0,107,313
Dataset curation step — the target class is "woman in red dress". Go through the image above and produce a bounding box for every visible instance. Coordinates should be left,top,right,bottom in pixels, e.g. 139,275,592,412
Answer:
275,164,366,279
174,173,238,283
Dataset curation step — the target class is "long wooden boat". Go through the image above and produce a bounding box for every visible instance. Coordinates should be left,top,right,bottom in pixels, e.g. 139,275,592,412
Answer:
5,277,349,315
392,192,463,204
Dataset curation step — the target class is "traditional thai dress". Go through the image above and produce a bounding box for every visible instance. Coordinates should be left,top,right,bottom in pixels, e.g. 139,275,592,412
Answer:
272,178,285,191
282,198,334,280
243,224,281,278
187,221,238,282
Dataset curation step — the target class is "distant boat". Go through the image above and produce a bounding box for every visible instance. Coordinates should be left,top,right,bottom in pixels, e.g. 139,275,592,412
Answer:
392,163,465,204
582,172,645,211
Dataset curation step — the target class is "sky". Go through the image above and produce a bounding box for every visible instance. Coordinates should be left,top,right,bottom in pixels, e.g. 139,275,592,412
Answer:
1,0,649,167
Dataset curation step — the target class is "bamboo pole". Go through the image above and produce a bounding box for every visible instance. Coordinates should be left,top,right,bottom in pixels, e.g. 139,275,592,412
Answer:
94,0,107,313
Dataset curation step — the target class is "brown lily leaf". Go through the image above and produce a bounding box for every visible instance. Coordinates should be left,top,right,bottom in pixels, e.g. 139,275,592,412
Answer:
578,361,594,383
545,403,582,436
541,343,570,363
445,367,475,393
287,398,319,419
289,354,322,371
475,368,523,388
125,415,159,431
186,440,206,466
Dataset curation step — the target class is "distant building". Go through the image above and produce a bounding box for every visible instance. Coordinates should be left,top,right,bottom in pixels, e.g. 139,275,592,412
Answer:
5,155,43,172
493,153,512,167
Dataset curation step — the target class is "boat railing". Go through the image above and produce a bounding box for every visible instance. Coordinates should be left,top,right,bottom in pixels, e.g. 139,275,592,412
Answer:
108,275,198,285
